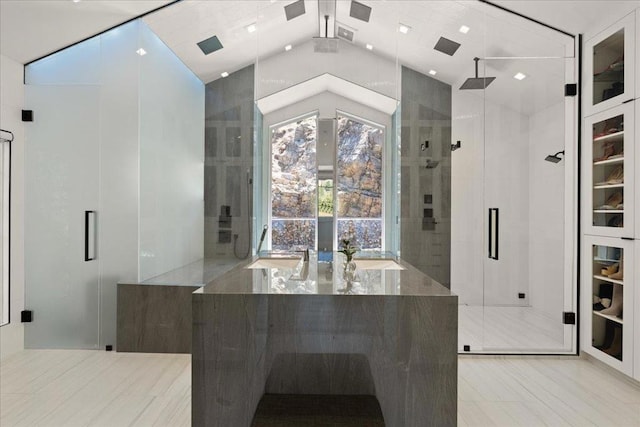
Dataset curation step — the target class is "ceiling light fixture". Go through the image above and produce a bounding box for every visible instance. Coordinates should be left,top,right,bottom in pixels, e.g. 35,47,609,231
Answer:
514,72,527,80
399,24,411,34
72,0,81,3
285,44,292,51
459,25,470,34
246,23,257,33
221,72,229,78
136,48,147,56
366,43,373,50
429,70,437,76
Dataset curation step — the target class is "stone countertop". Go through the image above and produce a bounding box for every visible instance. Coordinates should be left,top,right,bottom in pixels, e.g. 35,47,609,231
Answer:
196,251,453,297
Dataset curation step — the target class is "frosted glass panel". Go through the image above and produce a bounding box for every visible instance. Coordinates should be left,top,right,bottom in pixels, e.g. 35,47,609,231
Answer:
138,20,204,281
25,36,102,85
25,85,101,349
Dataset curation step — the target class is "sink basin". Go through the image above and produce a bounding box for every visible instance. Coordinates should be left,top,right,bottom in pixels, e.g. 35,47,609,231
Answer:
246,257,302,269
353,259,405,270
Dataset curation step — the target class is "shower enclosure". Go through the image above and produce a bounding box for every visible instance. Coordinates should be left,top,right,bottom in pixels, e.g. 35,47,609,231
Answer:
249,1,578,354
450,16,578,353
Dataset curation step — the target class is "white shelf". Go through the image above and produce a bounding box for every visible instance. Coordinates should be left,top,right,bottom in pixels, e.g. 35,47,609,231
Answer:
593,209,624,213
593,131,624,143
593,310,623,325
593,274,624,285
593,183,624,189
594,257,621,264
593,157,624,166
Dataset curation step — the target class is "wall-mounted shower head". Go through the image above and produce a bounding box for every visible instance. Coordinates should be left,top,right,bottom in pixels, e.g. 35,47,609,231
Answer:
545,150,565,163
460,57,496,90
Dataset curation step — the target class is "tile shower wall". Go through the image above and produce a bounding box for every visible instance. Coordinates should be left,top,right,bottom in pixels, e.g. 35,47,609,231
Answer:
205,66,254,258
401,66,452,287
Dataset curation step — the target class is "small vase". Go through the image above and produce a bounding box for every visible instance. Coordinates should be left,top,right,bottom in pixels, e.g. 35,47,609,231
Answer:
343,260,356,281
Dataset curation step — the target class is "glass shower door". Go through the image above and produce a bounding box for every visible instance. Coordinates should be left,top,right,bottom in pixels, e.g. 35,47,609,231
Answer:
25,85,101,349
480,56,575,352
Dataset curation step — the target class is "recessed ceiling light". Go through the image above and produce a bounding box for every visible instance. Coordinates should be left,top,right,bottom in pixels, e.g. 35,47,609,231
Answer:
398,24,411,34
72,0,81,3
429,69,437,76
366,43,373,50
285,44,292,51
246,23,257,33
136,48,147,56
459,25,470,34
221,72,229,78
514,72,527,80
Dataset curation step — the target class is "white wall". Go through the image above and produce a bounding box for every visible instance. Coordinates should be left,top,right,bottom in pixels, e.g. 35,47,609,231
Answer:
0,54,24,359
256,39,398,101
139,21,204,281
451,90,530,306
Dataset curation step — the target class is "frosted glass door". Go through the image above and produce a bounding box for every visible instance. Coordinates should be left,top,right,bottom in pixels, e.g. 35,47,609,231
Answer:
25,85,100,349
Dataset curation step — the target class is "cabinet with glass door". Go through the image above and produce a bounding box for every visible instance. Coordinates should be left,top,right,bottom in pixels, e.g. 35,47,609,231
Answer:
582,236,634,376
583,12,635,117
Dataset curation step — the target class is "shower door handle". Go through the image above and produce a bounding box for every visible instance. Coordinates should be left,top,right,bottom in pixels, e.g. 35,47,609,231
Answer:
488,208,499,260
85,210,96,261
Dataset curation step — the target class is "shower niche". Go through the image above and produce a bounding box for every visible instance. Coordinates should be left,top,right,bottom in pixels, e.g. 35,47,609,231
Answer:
583,102,635,237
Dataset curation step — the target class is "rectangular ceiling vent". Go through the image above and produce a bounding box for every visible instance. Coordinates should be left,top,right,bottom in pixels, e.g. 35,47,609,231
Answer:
197,35,223,55
350,1,372,22
284,0,306,21
434,36,461,56
336,24,356,43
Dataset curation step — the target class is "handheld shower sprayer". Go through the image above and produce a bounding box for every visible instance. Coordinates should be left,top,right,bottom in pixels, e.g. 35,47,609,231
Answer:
257,224,268,254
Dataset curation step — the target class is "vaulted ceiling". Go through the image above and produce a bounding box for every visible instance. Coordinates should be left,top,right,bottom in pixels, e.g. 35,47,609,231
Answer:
1,0,638,115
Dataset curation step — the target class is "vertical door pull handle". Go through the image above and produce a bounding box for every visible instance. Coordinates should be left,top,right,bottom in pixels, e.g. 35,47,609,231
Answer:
488,208,499,260
84,210,96,261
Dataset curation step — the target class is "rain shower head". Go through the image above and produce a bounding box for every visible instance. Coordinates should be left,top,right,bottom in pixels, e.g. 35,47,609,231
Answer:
460,57,496,90
545,150,565,163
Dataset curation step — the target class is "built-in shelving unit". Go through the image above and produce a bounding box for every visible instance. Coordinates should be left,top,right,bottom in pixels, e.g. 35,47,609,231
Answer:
584,103,634,236
583,237,632,372
582,10,638,382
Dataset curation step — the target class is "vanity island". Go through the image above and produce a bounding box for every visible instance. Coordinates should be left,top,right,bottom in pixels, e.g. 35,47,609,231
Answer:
192,252,457,427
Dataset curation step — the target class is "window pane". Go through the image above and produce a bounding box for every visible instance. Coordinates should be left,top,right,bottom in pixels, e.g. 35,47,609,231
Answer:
336,116,383,218
271,116,317,218
318,179,334,216
272,220,316,251
337,219,382,250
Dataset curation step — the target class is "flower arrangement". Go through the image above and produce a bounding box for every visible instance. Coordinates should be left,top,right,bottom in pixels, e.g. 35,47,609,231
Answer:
338,239,357,263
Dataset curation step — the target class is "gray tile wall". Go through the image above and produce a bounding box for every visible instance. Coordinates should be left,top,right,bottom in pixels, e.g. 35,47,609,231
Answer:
204,65,255,258
401,66,452,287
